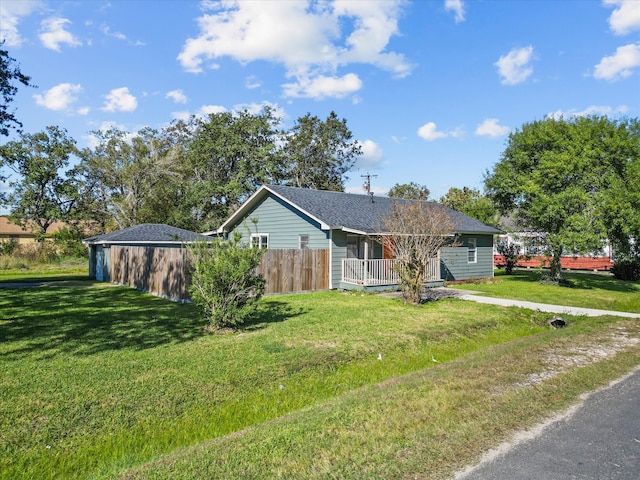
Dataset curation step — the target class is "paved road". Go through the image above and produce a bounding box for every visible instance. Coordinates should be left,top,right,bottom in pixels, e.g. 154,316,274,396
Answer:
455,368,640,480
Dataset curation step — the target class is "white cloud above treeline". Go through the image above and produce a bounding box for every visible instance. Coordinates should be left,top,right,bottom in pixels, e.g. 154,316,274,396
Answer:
594,43,640,81
102,87,137,112
475,118,509,137
417,122,463,141
178,0,411,100
356,139,384,170
0,0,42,46
33,83,82,111
495,46,535,85
39,17,82,51
166,89,188,104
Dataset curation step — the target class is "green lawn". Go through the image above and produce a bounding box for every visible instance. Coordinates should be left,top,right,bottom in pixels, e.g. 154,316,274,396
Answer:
1,273,639,479
450,269,640,313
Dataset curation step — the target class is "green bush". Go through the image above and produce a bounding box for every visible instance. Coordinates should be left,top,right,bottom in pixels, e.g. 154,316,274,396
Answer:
187,233,266,330
611,258,640,281
496,241,521,275
53,226,87,258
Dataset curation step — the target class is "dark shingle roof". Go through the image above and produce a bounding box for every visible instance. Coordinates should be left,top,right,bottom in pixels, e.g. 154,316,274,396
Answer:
83,224,213,245
224,185,500,235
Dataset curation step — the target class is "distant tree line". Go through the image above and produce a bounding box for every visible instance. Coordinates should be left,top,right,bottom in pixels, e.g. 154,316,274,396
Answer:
0,108,362,236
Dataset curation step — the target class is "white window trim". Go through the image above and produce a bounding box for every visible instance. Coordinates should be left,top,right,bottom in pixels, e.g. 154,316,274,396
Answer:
250,233,269,249
298,234,309,249
468,238,477,264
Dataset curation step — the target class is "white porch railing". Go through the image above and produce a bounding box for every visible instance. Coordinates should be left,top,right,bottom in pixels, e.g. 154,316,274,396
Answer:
342,256,440,287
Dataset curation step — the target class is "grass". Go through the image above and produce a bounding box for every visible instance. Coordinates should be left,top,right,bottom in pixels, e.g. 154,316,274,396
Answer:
449,269,640,313
1,270,639,479
0,256,88,282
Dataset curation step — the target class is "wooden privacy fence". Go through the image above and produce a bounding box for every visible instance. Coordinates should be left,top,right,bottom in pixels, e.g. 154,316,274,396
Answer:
258,248,329,294
109,246,329,300
111,245,190,301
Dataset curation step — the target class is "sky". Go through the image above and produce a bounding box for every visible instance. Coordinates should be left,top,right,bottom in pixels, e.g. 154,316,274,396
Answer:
1,0,639,206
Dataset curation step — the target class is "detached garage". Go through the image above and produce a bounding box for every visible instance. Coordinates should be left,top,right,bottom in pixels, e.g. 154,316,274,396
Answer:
83,224,212,301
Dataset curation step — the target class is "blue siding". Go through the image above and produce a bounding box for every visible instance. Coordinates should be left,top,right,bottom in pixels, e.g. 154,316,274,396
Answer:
441,234,494,280
331,229,348,289
227,195,329,249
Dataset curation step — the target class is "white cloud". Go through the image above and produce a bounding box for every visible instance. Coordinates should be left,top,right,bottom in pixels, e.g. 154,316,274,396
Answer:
548,104,629,119
417,122,448,141
178,0,410,99
495,45,535,85
245,75,262,89
604,0,640,36
101,24,126,41
171,111,191,121
0,0,42,47
355,140,384,170
199,104,227,115
475,118,509,137
100,24,144,45
39,17,82,51
77,106,90,115
593,42,640,81
445,0,466,23
33,83,82,111
102,87,137,112
166,89,188,104
283,73,363,99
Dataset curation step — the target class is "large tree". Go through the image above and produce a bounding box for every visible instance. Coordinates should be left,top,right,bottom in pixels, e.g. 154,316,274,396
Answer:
0,42,34,138
439,186,498,227
485,115,640,282
388,182,430,201
283,111,361,191
171,107,284,232
0,126,82,237
80,127,178,229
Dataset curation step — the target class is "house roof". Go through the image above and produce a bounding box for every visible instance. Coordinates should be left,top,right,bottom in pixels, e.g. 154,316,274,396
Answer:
217,185,502,236
83,224,213,245
0,216,67,235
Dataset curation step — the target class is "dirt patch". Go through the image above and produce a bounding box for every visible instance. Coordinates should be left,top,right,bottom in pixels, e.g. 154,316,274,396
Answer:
508,326,639,391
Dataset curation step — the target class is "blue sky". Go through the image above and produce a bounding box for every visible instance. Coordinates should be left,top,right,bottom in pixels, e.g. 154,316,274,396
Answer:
1,0,639,203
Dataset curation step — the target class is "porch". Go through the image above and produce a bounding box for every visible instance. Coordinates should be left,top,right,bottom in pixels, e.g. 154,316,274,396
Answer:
341,256,442,288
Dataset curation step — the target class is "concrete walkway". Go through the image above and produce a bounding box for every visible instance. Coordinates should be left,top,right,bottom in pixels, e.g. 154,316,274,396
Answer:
457,293,640,319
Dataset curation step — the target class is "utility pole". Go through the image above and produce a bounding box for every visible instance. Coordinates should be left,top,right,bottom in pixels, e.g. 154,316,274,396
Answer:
362,173,378,202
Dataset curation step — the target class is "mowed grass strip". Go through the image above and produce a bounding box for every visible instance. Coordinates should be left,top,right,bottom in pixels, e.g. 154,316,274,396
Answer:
2,286,552,480
120,320,640,480
450,270,640,313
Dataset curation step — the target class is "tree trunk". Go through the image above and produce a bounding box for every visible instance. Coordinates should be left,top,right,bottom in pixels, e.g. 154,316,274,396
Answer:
550,246,563,282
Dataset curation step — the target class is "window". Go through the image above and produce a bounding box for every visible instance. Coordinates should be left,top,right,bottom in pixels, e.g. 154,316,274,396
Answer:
299,234,309,249
250,233,269,249
467,238,477,263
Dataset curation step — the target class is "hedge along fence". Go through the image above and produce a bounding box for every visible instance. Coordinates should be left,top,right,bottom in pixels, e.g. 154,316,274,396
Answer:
109,246,330,300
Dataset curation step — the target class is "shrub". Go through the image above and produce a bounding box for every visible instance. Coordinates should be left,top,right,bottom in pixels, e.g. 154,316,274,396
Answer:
53,226,87,258
496,241,521,275
187,233,266,330
611,258,640,281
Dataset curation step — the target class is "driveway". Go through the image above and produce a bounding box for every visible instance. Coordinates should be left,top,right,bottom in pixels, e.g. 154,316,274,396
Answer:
454,367,640,479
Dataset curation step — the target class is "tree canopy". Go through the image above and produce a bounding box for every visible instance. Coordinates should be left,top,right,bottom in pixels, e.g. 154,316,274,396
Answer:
0,42,34,138
388,182,430,201
439,186,498,226
73,109,361,233
0,126,82,237
485,115,640,280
